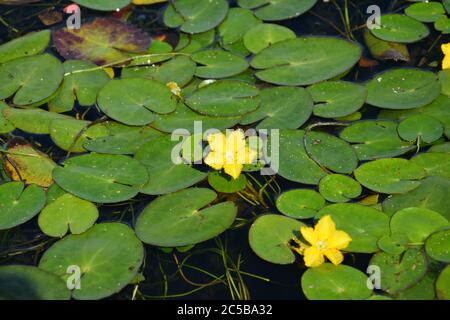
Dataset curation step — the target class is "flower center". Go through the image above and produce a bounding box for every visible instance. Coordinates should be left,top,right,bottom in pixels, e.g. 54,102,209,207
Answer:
316,241,328,250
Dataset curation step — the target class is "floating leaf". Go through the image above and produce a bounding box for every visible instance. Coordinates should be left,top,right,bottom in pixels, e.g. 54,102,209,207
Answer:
0,182,46,230
398,114,443,143
390,207,449,244
318,174,362,203
39,223,144,300
38,193,99,238
436,266,450,300
382,176,450,220
49,60,110,113
249,214,303,264
354,158,426,194
240,86,313,129
340,120,415,160
238,0,317,21
363,29,409,62
53,18,151,65
251,37,361,86
370,14,429,43
307,81,367,118
0,265,70,300
305,131,358,174
1,108,69,134
301,264,372,300
410,152,450,178
316,204,390,253
4,142,57,187
208,171,247,193
53,153,148,203
396,272,437,300
185,80,260,116
276,189,325,219
405,2,446,23
435,15,450,34
0,54,63,106
164,0,229,34
218,8,261,45
243,23,295,54
192,49,249,78
369,248,428,294
425,229,450,263
135,188,237,246
0,30,50,64
175,30,216,53
366,69,441,110
97,78,177,126
0,102,14,134
73,0,131,11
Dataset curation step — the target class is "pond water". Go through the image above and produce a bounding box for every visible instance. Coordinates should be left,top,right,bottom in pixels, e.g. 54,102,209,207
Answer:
0,0,448,300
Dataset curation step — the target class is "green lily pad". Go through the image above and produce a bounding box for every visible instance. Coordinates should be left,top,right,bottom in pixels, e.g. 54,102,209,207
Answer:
370,14,430,43
0,182,46,230
53,18,151,65
436,265,450,300
276,189,325,219
135,188,237,247
0,265,70,300
426,229,450,263
440,69,450,96
49,119,109,153
164,0,229,34
192,49,249,79
340,120,415,160
405,2,446,23
1,108,69,134
208,171,247,193
377,235,407,255
0,30,50,64
0,102,14,134
4,142,57,188
53,153,148,203
319,174,362,203
395,272,437,300
307,81,367,118
410,152,450,178
354,158,426,194
369,248,428,294
435,15,450,34
398,115,443,143
97,78,177,126
240,86,313,129
238,0,317,21
122,56,196,87
277,130,327,185
152,103,241,133
243,23,295,54
185,80,260,116
305,131,358,174
218,8,261,45
0,54,63,106
363,28,410,62
175,30,216,53
316,203,390,253
49,60,110,113
390,207,449,244
302,264,372,300
248,214,303,264
39,223,144,300
83,122,163,155
251,37,361,86
429,142,450,153
135,135,207,195
73,0,131,11
366,69,441,109
38,193,99,238
382,176,450,220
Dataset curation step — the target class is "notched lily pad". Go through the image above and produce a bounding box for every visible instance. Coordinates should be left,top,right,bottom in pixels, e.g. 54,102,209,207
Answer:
398,114,443,143
192,49,249,79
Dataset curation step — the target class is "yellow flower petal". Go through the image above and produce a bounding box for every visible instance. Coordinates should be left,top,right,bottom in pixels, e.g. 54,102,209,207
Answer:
442,43,450,70
315,215,336,241
300,226,318,246
226,129,246,154
327,230,352,250
207,132,226,153
204,151,224,170
323,248,344,266
303,247,325,267
223,163,243,180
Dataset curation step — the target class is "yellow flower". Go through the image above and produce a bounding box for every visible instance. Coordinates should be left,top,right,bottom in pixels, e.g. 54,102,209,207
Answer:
295,215,352,268
204,130,257,180
166,81,181,97
442,43,450,70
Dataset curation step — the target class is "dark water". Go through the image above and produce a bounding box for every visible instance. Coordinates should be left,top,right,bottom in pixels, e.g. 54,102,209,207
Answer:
0,0,446,300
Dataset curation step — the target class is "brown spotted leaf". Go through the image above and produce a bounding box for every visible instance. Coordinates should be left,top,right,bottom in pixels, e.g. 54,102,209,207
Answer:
52,18,151,65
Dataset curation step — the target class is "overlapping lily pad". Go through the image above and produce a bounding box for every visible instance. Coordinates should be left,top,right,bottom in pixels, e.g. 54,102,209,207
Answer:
425,229,450,263
398,114,444,143
39,223,144,300
1,108,69,134
243,23,295,54
135,188,237,246
218,8,261,45
436,266,450,300
53,153,149,203
192,49,249,78
249,214,303,264
410,152,450,179
250,37,361,86
0,30,50,64
370,14,430,43
405,2,446,23
318,174,362,203
238,0,317,21
73,0,131,11
0,182,46,230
